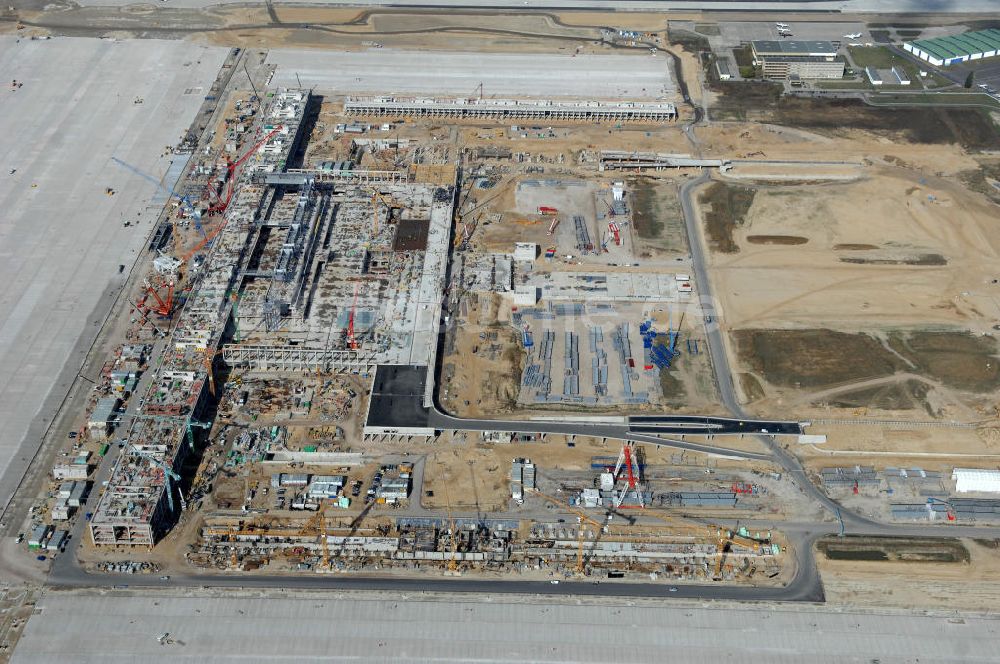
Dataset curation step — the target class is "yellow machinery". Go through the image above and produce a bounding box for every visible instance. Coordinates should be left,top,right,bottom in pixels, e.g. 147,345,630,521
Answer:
518,483,604,575
444,483,459,572
319,504,330,570
368,188,393,235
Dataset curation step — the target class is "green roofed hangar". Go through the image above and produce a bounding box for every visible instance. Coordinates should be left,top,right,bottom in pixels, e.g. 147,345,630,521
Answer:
903,29,1000,67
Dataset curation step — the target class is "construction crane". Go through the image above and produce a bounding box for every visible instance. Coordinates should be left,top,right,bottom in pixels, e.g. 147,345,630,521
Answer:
185,419,212,450
519,483,604,576
126,298,167,338
111,157,205,237
202,345,230,397
127,444,186,514
319,503,331,570
444,482,459,572
180,218,228,266
368,187,393,236
346,283,359,350
635,504,768,581
229,291,243,342
142,280,175,318
206,125,285,216
612,441,644,509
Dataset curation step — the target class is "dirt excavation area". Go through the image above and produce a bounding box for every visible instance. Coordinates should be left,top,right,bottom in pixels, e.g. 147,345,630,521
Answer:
692,123,1000,430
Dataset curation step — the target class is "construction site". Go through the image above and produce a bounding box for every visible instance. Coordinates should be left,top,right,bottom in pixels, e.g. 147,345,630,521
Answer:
0,45,800,585
6,14,1000,650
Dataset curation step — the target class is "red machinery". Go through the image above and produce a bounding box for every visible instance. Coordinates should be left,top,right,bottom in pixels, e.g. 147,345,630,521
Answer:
613,442,644,509
205,125,284,215
143,280,174,318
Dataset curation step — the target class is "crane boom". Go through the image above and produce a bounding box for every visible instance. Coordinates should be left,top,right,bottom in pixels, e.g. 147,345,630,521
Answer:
208,125,285,214
111,157,205,236
346,283,359,350
127,444,185,513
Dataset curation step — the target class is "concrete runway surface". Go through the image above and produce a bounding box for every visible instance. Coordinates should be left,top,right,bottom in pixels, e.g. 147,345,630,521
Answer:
12,591,1000,662
0,36,226,511
266,48,674,99
67,0,1000,12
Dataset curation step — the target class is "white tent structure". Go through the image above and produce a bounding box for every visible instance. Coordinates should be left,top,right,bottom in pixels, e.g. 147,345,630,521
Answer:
952,468,1000,493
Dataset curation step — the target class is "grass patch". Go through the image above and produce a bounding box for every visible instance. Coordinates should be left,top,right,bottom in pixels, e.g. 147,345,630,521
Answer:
834,243,879,250
848,46,902,69
840,253,947,266
629,177,664,239
667,26,709,54
888,330,1000,393
628,178,686,252
814,80,870,90
698,182,755,254
818,536,969,564
654,334,686,400
733,329,907,389
825,379,934,415
739,373,765,402
746,235,808,245
958,160,1000,204
770,99,1000,149
708,81,783,121
693,23,721,36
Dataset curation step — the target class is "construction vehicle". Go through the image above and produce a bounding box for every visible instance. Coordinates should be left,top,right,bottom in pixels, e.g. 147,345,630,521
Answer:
608,221,621,246
185,419,212,450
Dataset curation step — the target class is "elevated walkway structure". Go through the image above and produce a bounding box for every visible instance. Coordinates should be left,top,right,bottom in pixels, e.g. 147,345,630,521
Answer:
345,96,677,123
600,151,730,171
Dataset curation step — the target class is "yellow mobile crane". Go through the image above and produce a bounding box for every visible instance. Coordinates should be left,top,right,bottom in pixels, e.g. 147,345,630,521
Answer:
635,507,770,581
368,187,394,236
517,482,604,576
444,483,459,572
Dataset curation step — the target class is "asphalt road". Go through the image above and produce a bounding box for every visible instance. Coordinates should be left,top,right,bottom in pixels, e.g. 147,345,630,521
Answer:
426,408,778,460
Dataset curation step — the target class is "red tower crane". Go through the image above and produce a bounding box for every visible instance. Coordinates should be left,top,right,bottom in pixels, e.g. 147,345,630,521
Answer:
206,125,284,215
143,280,175,318
613,442,644,509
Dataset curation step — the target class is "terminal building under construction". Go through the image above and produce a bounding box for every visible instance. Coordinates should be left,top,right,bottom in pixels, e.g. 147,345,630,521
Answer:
89,88,457,547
